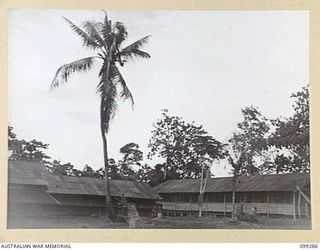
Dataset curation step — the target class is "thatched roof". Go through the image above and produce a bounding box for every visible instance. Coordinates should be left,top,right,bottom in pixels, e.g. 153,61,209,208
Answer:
153,173,310,194
8,160,159,200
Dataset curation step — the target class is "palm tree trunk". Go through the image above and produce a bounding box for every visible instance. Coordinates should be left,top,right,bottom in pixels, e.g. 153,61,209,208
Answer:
100,98,115,219
101,38,117,219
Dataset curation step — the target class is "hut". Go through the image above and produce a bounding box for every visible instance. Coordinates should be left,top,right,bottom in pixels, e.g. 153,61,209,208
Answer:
153,173,310,218
7,160,160,220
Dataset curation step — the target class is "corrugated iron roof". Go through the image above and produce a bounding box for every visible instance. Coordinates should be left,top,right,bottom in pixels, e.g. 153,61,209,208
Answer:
8,160,159,200
153,173,310,193
8,187,59,205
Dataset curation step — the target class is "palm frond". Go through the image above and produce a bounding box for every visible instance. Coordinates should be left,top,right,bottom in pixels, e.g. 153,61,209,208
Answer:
114,22,128,48
110,63,134,105
130,49,151,59
50,57,95,89
98,59,108,78
82,20,105,48
101,11,112,47
63,17,100,49
120,36,150,59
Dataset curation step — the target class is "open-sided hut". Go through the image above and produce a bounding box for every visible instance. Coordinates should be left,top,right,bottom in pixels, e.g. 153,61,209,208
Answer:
8,160,160,219
153,173,310,218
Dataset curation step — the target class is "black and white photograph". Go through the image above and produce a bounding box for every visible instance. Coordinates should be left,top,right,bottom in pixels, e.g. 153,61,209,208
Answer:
7,9,310,230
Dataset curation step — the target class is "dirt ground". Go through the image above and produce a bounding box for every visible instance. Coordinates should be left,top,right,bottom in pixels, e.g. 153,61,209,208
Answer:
7,215,311,229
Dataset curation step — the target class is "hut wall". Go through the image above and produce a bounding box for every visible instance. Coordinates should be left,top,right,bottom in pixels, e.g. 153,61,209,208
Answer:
51,193,106,207
158,190,310,217
8,188,156,218
8,202,107,217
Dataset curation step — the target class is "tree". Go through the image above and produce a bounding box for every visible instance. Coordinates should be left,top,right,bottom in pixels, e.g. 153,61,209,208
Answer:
148,111,225,180
228,106,270,174
8,127,88,177
191,135,221,217
148,110,186,180
8,126,51,164
136,163,166,187
50,11,150,220
8,126,18,151
267,86,309,173
226,106,270,220
81,164,101,178
49,160,80,176
118,143,143,180
108,158,122,180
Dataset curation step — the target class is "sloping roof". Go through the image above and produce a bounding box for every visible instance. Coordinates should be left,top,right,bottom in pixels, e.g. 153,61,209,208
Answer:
8,187,59,205
8,160,52,186
8,160,159,200
153,173,310,193
47,175,159,200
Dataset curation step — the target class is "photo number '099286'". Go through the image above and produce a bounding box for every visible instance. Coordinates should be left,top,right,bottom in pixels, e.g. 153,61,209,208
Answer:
300,244,318,248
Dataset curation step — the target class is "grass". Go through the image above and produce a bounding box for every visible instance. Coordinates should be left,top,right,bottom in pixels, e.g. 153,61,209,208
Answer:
141,216,311,229
7,215,311,229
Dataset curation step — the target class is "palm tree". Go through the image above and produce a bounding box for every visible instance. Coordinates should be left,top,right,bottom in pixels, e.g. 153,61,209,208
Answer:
50,11,150,219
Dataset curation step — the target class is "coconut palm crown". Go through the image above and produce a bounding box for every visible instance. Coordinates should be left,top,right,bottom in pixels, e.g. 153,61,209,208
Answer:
50,11,150,219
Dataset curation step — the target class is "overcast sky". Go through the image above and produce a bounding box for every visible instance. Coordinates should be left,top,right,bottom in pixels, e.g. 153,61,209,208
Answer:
8,9,308,176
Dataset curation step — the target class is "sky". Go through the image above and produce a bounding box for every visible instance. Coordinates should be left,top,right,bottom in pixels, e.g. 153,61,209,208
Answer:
8,10,309,176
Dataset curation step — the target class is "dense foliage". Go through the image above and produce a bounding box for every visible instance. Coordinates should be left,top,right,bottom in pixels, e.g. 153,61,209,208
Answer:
267,86,309,173
227,106,270,176
148,111,225,180
8,127,51,164
227,86,309,176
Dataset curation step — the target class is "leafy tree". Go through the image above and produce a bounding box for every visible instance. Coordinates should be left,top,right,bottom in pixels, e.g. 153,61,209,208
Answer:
81,164,101,178
148,111,225,180
50,11,150,219
267,86,309,173
8,126,51,164
8,126,18,150
184,134,225,178
226,106,270,220
118,143,143,180
136,163,166,187
49,160,80,176
8,126,22,155
8,127,99,177
95,158,121,179
109,158,122,180
228,106,270,175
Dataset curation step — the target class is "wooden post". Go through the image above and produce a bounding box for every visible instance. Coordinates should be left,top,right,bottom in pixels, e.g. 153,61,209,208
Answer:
296,186,311,205
292,191,296,219
267,192,270,218
298,192,301,218
189,193,192,216
223,193,226,217
174,194,177,216
305,202,309,218
244,193,247,213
